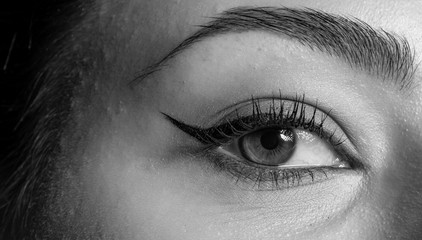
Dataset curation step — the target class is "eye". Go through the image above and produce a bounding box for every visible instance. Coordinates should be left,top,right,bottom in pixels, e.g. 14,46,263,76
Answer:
221,127,346,168
163,95,360,190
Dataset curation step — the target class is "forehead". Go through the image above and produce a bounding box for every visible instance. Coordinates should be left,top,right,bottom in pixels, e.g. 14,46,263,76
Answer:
99,0,422,55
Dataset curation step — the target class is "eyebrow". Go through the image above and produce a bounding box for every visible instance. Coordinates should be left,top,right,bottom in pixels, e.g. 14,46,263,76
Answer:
131,7,417,91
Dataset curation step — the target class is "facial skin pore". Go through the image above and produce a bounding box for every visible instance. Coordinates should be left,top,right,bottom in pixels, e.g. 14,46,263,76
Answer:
40,0,422,239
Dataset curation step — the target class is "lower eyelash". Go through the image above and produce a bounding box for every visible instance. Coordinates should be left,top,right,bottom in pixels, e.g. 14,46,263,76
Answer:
199,146,337,191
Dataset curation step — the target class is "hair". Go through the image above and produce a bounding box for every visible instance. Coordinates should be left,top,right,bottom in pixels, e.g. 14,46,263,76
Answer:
0,1,92,238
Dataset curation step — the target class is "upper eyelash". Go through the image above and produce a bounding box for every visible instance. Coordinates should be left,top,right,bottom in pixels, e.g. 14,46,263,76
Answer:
163,94,344,147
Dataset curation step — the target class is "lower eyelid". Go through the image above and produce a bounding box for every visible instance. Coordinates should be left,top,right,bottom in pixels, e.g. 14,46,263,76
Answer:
199,147,352,191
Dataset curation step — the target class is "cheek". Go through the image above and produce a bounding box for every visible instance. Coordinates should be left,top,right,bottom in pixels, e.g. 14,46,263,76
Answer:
85,158,364,240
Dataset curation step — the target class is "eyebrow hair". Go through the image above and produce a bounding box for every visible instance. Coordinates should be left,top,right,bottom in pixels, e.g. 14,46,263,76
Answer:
131,7,417,91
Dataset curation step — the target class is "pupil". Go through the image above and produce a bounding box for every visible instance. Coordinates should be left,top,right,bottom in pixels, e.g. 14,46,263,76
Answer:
260,131,281,150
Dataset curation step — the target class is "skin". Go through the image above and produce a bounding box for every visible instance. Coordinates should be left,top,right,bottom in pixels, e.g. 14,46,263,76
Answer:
45,0,422,239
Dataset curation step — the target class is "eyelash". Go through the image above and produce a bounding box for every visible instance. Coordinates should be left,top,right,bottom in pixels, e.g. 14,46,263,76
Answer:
164,95,360,190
